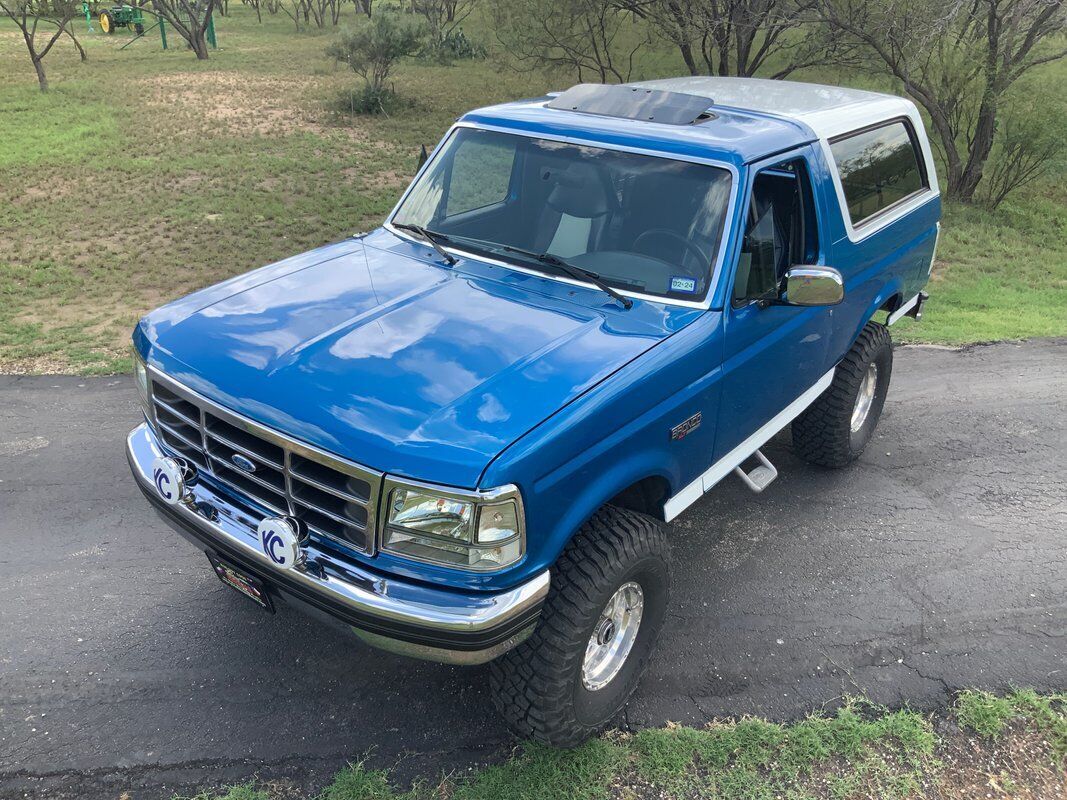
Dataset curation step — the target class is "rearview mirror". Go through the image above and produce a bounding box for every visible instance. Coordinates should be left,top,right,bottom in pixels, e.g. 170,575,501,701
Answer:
779,266,844,307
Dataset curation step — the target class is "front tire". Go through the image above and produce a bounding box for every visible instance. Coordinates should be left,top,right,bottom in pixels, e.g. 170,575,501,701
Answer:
490,505,670,747
792,321,892,468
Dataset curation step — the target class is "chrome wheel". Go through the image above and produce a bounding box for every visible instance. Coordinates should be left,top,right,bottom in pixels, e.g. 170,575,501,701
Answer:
850,362,878,433
582,581,644,691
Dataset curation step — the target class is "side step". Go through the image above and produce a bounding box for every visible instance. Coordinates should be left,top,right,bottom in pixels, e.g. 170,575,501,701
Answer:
733,449,778,493
907,290,929,321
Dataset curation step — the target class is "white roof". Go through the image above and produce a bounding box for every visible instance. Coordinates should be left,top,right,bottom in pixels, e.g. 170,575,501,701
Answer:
634,76,917,140
636,75,940,206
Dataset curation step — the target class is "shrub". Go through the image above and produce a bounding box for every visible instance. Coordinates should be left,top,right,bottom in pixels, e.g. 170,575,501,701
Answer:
324,12,424,112
327,84,409,117
420,28,486,63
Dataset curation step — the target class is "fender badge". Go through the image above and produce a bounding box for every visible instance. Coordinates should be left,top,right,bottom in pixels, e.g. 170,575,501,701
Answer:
670,412,701,441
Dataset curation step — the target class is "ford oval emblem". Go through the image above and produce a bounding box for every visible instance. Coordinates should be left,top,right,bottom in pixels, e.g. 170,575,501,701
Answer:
231,453,256,473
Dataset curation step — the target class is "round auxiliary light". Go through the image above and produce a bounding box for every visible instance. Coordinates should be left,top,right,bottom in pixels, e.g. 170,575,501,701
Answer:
257,516,303,571
151,456,192,506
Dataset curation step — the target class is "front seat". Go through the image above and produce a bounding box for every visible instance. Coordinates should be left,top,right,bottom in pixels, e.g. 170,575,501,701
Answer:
534,162,613,258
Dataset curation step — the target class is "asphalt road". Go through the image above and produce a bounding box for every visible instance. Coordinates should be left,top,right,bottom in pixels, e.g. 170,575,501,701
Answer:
1,340,1064,799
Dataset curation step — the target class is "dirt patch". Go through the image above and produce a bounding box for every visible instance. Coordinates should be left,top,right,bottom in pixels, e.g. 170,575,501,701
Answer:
137,70,372,139
0,354,85,375
139,70,320,135
11,178,79,205
347,167,408,190
934,720,1065,800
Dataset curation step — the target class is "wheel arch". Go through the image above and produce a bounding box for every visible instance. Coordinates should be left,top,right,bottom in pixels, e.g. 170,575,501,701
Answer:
537,456,676,574
850,278,904,348
609,474,671,521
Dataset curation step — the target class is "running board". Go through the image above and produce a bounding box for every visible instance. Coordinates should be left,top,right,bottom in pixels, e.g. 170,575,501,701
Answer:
663,367,836,521
887,291,928,325
733,449,777,493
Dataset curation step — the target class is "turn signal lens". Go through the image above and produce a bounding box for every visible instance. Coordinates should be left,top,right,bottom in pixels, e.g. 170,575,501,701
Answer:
476,500,520,544
133,350,149,410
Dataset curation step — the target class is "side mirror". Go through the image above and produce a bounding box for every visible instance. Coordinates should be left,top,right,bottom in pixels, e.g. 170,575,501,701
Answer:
779,266,844,307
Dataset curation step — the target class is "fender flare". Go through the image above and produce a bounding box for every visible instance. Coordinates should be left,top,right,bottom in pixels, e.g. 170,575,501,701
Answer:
852,277,905,344
540,450,675,566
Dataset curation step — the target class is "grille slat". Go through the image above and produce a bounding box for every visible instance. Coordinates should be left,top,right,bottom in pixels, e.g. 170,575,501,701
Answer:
157,430,209,472
157,418,203,453
294,508,367,549
205,414,284,468
292,495,368,531
205,428,284,471
152,391,201,428
149,374,380,553
208,453,285,495
289,454,371,503
290,470,367,505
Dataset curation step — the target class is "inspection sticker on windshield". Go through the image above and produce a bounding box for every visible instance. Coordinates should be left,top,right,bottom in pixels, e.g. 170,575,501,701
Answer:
670,276,697,294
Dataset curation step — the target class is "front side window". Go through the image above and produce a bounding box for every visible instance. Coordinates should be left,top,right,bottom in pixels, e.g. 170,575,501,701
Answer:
445,134,516,216
829,120,927,228
392,127,733,302
733,159,820,305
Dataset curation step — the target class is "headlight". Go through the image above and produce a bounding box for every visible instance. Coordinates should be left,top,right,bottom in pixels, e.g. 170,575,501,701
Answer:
132,348,150,411
381,481,524,571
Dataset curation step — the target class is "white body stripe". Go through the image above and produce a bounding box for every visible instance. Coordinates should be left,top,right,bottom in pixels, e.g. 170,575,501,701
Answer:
663,367,836,521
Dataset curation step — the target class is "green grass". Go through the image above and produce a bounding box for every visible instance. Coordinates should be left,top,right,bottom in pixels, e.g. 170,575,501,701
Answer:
893,194,1067,344
0,8,1065,373
629,701,935,799
174,692,1067,800
955,689,1067,762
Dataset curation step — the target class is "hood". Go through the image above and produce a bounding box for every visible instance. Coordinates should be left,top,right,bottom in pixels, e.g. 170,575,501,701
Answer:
140,229,700,487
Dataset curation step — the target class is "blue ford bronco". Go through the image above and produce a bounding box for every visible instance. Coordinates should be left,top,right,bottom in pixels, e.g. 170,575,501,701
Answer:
128,77,940,746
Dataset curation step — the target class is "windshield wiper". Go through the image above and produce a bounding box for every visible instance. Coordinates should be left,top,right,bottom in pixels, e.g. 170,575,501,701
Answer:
499,245,633,310
393,223,457,266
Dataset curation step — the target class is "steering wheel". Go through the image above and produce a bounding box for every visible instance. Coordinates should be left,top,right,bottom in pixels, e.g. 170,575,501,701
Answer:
633,229,707,274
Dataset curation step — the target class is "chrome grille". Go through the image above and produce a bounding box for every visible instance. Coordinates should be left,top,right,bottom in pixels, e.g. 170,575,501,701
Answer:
149,372,381,553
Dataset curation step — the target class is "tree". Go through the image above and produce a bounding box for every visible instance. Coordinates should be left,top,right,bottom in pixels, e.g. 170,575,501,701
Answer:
492,0,648,83
242,0,263,22
325,12,424,107
0,0,81,91
622,0,838,78
978,86,1066,208
817,0,1067,202
149,0,219,59
413,0,475,50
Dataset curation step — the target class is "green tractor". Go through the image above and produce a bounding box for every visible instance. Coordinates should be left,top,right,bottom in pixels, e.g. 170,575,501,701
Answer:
90,2,146,35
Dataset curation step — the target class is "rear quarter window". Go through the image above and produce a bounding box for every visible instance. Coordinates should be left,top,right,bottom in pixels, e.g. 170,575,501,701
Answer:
829,120,928,228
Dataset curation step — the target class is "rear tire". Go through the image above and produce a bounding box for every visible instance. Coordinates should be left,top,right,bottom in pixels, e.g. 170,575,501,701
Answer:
99,10,115,33
792,321,892,468
490,505,670,747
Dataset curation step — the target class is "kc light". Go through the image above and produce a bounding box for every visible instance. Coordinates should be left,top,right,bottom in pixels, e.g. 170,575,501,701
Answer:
382,481,524,571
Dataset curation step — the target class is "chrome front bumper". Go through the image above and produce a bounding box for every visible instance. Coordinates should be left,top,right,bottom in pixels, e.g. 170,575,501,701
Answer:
127,423,549,664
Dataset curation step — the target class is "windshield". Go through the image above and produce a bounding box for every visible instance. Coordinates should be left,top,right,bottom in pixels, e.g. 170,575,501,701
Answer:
392,127,732,303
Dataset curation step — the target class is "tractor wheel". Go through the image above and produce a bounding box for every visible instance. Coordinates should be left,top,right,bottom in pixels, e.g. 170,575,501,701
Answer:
99,10,115,34
134,22,145,34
